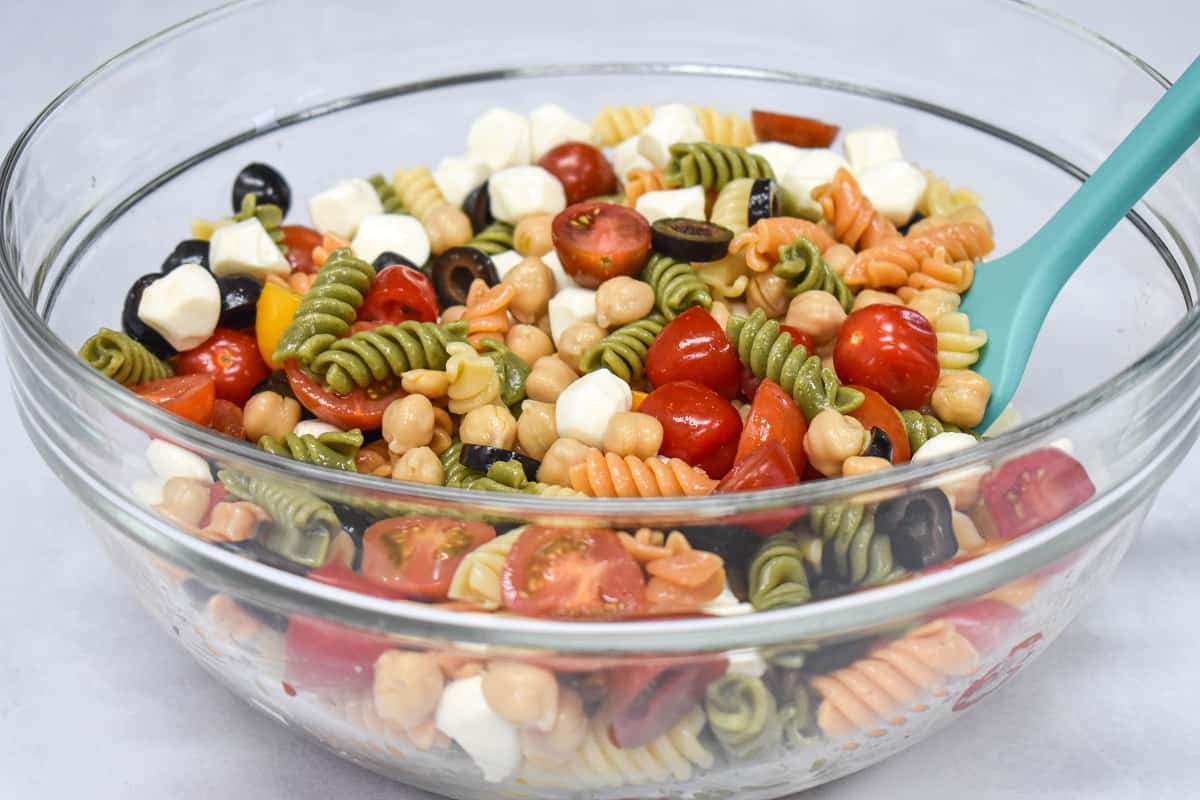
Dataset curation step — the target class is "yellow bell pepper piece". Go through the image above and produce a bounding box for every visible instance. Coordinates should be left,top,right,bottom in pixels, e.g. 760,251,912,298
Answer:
256,282,302,370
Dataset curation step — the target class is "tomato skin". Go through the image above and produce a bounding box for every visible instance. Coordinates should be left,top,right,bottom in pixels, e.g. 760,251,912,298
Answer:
551,202,652,288
751,110,839,148
176,328,270,406
501,526,645,619
834,305,939,410
937,598,1022,656
981,448,1095,540
210,398,246,440
132,374,216,425
639,381,743,479
536,142,618,205
606,656,728,748
285,360,404,430
362,517,496,600
358,265,438,324
282,225,323,273
779,324,815,354
645,307,740,398
256,281,302,370
735,378,808,473
717,440,799,493
847,385,911,463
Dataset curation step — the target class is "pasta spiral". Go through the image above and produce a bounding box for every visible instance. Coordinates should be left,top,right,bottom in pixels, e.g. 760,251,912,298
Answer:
664,142,773,192
843,223,994,289
812,168,900,251
692,107,755,147
309,320,469,395
466,221,514,256
747,533,814,610
591,104,654,147
192,194,287,253
391,166,452,221
578,312,666,383
479,338,530,409
272,247,376,366
568,449,718,497
696,254,751,302
903,245,975,295
705,673,782,758
441,441,580,496
731,217,837,272
726,308,863,419
641,254,712,320
258,429,364,472
79,328,174,387
934,311,988,370
623,168,665,206
447,527,525,608
369,174,406,215
899,409,969,453
445,340,501,414
218,469,339,567
773,236,853,310
809,504,906,588
917,172,980,218
709,177,755,235
463,279,514,345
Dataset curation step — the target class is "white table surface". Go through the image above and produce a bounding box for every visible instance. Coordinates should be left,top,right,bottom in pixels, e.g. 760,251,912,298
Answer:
1,2,1196,798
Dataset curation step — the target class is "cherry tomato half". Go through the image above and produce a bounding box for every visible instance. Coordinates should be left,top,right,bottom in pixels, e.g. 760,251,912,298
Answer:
937,598,1022,657
500,526,645,619
645,307,740,398
735,378,808,474
132,374,215,425
210,398,246,440
536,141,618,205
847,385,910,463
639,380,743,479
606,656,728,748
551,202,652,288
834,305,939,410
176,327,270,406
750,110,839,148
285,360,404,430
282,224,323,273
717,440,799,493
362,517,496,600
358,265,438,324
779,324,815,354
981,448,1095,540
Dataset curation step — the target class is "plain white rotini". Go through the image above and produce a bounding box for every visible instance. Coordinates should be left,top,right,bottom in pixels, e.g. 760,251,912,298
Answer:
695,253,751,302
709,177,755,235
446,527,525,608
917,171,981,218
591,105,654,146
692,107,755,147
444,341,501,414
934,311,988,370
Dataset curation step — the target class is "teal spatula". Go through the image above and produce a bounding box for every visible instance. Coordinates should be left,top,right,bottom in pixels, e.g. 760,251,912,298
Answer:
963,54,1200,430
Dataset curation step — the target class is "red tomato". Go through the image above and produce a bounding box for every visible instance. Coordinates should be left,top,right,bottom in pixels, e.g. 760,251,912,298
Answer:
751,110,839,148
500,526,645,619
834,305,939,409
536,142,618,205
779,324,815,354
210,398,246,440
358,265,438,324
639,381,743,478
981,448,1095,540
606,657,728,748
176,328,270,406
551,202,652,288
645,307,740,398
285,360,404,430
739,365,763,402
132,374,215,425
362,517,496,600
282,225,323,273
717,440,799,493
937,598,1022,657
735,379,808,473
847,385,911,463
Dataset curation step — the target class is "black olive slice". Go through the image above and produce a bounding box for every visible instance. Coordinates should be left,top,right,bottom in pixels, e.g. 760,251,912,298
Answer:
747,178,780,226
161,239,210,274
122,273,176,358
462,181,493,233
863,427,894,462
431,247,500,307
372,251,419,271
232,162,291,217
249,372,296,401
875,488,956,569
650,218,734,263
459,444,540,479
216,275,262,329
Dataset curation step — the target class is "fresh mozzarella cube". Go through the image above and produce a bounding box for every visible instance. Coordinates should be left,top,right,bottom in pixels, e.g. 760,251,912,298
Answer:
208,217,290,279
554,369,633,447
529,104,591,159
433,155,490,207
612,136,653,183
487,166,566,224
777,149,852,218
540,249,576,290
547,286,596,346
911,432,979,463
137,264,221,351
435,676,520,783
309,178,383,240
844,127,904,172
858,160,927,225
293,420,342,438
146,439,213,484
490,249,525,279
467,108,532,172
132,477,167,507
636,104,705,168
1050,437,1075,455
701,585,754,616
911,431,986,511
635,185,705,224
351,213,430,266
746,142,806,176
725,648,768,678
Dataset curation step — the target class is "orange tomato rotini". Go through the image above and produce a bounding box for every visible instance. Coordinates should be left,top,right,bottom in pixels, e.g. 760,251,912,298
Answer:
311,233,351,269
462,279,515,345
844,222,995,290
729,217,838,272
569,450,718,498
812,168,900,251
623,167,666,208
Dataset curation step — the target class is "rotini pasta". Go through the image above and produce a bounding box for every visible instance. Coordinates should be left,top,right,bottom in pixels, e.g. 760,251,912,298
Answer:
664,142,773,192
695,253,751,302
692,107,755,147
391,166,450,220
591,104,654,146
641,253,712,320
901,246,976,295
479,338,530,409
809,504,907,588
917,172,981,219
773,236,854,310
462,279,514,345
899,409,970,453
369,173,406,214
272,247,376,365
709,177,755,235
842,222,995,289
192,194,287,253
730,217,837,272
466,221,515,256
258,429,364,472
308,320,468,395
934,311,988,370
218,469,339,567
79,328,174,387
578,312,666,383
445,340,502,414
747,533,814,610
568,449,718,497
623,168,665,207
705,672,783,758
813,168,900,251
447,527,525,608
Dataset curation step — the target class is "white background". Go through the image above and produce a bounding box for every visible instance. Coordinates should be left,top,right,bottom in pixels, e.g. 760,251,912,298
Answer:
1,2,1197,798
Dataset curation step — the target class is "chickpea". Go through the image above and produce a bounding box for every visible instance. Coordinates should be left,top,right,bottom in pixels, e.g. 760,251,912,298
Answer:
288,271,315,296
594,276,655,328
402,369,450,399
803,409,869,477
354,440,392,476
481,661,559,731
513,213,554,257
391,446,444,485
373,651,445,729
459,404,518,449
952,509,986,553
502,257,555,323
505,324,555,366
526,355,578,403
382,394,436,455
534,313,553,337
822,243,855,276
601,412,662,460
906,288,960,325
159,477,211,527
441,304,467,324
851,289,904,311
242,391,301,442
519,688,587,765
537,437,590,486
423,205,473,255
746,272,790,319
556,322,606,372
516,400,557,460
430,407,454,454
785,290,847,346
932,370,991,428
842,455,892,477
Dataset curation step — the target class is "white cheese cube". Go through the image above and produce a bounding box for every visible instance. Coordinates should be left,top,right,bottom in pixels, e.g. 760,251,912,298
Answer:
208,218,290,279
308,177,383,239
858,160,927,225
554,369,633,448
433,155,490,207
490,249,525,279
844,127,904,172
547,286,596,346
467,108,532,172
911,431,986,511
725,648,768,678
487,166,566,224
350,213,430,266
132,477,167,507
146,439,213,484
634,185,706,224
701,586,754,617
778,149,852,219
435,676,520,783
636,104,705,168
612,136,653,183
292,420,342,438
540,249,576,290
529,103,591,159
911,432,979,463
746,142,807,176
137,264,220,352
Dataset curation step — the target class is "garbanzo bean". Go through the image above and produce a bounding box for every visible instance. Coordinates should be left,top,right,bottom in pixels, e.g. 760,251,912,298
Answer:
481,661,559,730
458,404,518,450
785,290,847,346
516,400,557,460
423,205,473,255
502,257,555,323
242,391,301,442
526,355,578,403
803,409,869,477
391,446,444,485
513,213,554,257
932,370,991,428
594,276,655,328
373,651,445,729
382,394,436,455
556,322,606,372
601,411,662,459
537,437,590,486
519,688,587,765
505,324,555,366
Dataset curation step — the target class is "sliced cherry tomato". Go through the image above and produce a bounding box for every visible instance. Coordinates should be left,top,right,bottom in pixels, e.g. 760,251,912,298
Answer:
717,440,799,493
834,305,939,409
551,202,652,288
536,142,618,205
779,324,815,354
210,398,246,440
282,224,323,273
176,327,270,406
285,360,404,430
358,265,438,324
606,656,728,748
981,448,1095,540
500,526,645,619
256,281,302,370
132,374,216,425
639,381,743,479
739,364,763,402
847,384,911,463
750,110,839,148
362,517,496,600
645,307,740,398
735,378,808,474
937,598,1022,657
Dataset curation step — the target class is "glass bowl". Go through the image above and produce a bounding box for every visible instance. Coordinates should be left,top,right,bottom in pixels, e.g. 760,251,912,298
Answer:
2,0,1199,796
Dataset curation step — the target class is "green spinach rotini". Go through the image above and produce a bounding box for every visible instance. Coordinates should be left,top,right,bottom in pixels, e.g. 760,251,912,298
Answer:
773,236,853,311
79,328,173,387
217,469,340,567
310,320,468,395
809,504,907,588
440,441,580,496
271,247,376,366
747,533,816,610
704,673,782,759
466,221,514,255
664,142,773,192
899,409,973,453
195,194,288,253
258,429,364,472
479,339,530,409
641,253,712,320
578,312,666,383
369,173,406,214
